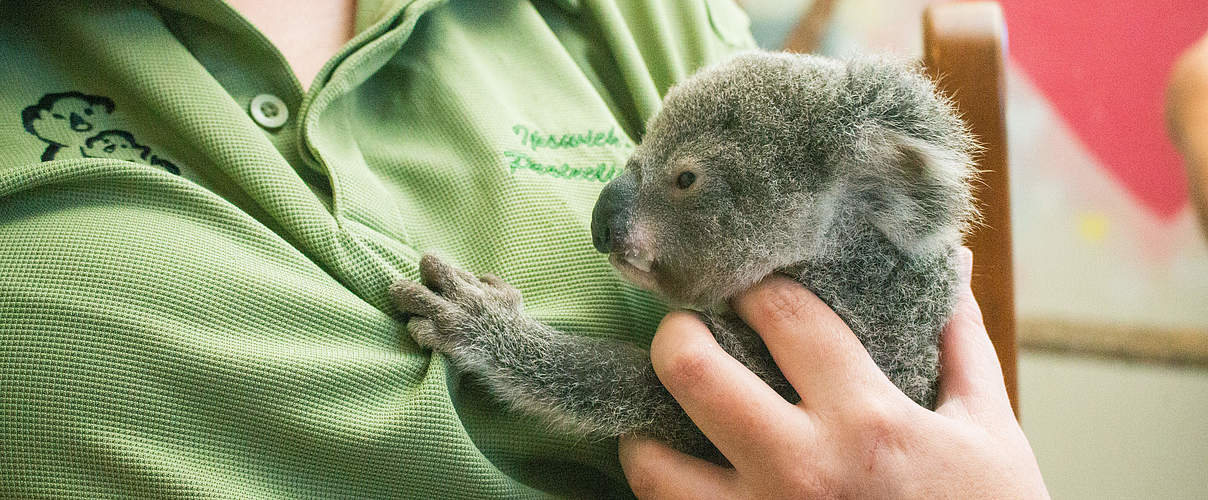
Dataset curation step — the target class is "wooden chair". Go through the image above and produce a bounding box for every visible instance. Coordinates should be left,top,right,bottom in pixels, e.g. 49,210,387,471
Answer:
783,1,1019,416
1167,32,1208,240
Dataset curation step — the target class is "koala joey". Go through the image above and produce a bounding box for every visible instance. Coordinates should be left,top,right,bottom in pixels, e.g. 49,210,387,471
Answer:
391,51,978,459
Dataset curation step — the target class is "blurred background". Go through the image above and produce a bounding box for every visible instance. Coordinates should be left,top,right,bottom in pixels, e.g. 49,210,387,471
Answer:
733,0,1208,498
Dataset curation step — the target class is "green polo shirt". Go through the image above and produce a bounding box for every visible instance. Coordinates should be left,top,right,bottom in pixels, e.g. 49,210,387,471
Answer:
0,0,755,497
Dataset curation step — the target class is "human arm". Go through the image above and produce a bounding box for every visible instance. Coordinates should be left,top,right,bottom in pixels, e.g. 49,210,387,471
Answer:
1167,32,1208,238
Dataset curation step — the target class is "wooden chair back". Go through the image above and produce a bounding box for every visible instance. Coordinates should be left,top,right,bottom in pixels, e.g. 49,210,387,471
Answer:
922,2,1017,416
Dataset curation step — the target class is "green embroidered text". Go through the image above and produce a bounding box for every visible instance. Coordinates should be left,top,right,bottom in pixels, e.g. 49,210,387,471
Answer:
511,125,633,151
504,150,622,183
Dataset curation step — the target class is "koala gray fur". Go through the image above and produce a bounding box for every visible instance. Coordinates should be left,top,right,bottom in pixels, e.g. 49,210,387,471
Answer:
391,51,978,460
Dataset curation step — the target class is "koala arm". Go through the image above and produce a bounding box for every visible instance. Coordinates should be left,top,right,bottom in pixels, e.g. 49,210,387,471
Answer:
391,254,714,453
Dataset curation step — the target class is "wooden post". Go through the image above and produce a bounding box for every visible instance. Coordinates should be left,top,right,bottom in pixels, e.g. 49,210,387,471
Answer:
922,2,1019,417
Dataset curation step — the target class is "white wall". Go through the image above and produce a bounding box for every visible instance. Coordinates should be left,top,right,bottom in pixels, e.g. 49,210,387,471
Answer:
1020,351,1208,499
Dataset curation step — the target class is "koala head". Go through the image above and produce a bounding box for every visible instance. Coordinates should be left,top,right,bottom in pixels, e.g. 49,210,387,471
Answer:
591,52,977,308
22,92,116,148
81,130,150,163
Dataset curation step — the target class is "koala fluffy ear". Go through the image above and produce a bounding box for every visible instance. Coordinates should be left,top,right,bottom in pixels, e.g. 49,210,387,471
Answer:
868,131,978,255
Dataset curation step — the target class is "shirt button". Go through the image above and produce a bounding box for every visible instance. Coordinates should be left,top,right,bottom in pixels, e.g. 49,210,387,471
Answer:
249,93,289,129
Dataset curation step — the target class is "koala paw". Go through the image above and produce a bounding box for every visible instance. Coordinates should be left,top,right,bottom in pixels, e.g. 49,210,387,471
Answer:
390,254,525,353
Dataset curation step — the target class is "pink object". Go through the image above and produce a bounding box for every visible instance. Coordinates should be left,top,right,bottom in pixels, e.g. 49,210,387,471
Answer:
1000,0,1208,219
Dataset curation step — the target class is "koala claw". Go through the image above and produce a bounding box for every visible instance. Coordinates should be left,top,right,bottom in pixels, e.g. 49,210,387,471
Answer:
391,254,525,352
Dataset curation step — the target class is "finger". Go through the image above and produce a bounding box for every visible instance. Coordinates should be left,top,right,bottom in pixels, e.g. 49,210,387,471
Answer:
935,248,1013,423
619,434,738,500
390,279,450,319
650,311,805,468
731,276,899,408
419,254,480,300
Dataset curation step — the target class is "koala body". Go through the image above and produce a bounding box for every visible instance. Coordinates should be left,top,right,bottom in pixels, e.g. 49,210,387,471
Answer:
392,51,977,459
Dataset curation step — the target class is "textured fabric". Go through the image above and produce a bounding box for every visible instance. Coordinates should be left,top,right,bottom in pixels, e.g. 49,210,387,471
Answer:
0,0,755,497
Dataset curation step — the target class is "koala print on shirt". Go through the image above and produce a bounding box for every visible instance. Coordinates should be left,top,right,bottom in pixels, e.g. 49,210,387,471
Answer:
20,91,180,174
81,130,180,175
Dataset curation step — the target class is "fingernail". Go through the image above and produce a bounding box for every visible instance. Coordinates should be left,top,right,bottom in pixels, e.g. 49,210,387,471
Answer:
957,247,973,286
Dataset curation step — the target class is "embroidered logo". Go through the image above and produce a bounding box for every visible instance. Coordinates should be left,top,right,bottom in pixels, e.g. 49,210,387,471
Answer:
511,125,633,152
503,150,623,182
505,124,631,183
20,91,179,174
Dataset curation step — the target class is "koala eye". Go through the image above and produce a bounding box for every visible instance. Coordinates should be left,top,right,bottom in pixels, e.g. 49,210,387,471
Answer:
52,113,65,119
84,108,94,116
675,171,696,189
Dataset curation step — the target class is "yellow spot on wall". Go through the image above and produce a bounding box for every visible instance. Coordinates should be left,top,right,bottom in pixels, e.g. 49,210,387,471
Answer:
1077,212,1110,243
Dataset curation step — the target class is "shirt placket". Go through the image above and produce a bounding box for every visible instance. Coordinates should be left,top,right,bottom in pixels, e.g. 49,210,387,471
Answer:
145,0,433,311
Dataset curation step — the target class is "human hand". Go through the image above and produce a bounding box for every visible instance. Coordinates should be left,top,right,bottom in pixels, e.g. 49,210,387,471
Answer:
619,248,1049,499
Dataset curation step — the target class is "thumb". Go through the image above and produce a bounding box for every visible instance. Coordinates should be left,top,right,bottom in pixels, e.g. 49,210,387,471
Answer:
935,248,1013,423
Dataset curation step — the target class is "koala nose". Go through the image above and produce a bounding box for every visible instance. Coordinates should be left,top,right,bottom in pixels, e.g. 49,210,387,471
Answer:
591,171,637,254
591,219,613,253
